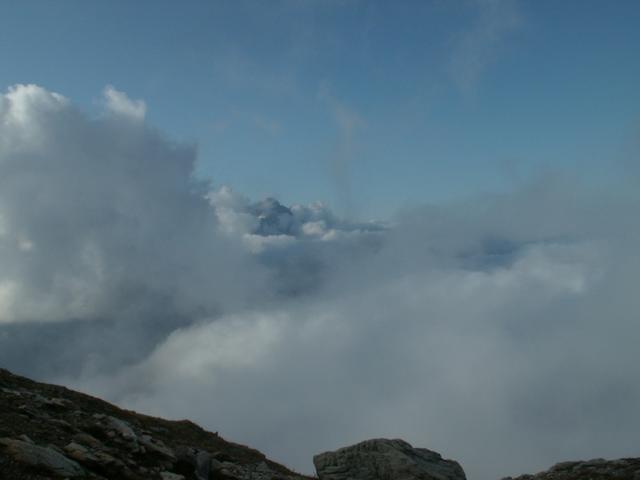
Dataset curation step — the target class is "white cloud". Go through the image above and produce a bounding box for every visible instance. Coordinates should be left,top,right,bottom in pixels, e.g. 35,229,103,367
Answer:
68,179,640,480
103,85,146,120
0,84,263,326
70,232,637,480
0,84,69,151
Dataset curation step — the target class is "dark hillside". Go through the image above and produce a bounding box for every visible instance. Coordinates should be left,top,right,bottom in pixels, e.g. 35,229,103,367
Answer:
0,368,309,480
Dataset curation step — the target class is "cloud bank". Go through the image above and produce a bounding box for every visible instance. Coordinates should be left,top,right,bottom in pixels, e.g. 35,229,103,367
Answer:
0,84,268,374
1,85,639,480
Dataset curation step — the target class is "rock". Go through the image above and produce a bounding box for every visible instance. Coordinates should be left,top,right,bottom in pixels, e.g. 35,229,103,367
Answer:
161,472,186,480
49,417,74,430
149,426,169,434
72,432,104,449
313,438,466,480
64,441,99,464
213,459,299,480
44,397,73,409
0,437,85,477
175,445,210,479
0,367,307,480
93,449,127,469
106,415,137,439
62,439,135,479
1,387,22,396
17,434,34,444
505,457,640,480
140,434,176,459
210,457,224,472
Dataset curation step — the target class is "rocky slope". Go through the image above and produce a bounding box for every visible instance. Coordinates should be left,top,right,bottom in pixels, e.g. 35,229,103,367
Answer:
1,367,639,480
0,368,309,480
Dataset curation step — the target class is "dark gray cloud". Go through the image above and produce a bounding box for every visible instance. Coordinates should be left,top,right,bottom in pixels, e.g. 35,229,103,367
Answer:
1,85,639,480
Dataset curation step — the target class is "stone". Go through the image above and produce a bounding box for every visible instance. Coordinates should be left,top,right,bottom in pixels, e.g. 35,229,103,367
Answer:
72,432,104,449
210,457,224,472
313,438,466,480
17,434,34,444
49,417,73,429
93,449,126,468
106,415,137,439
161,471,186,480
505,457,640,480
140,434,176,459
0,387,22,396
213,460,293,480
64,441,99,464
43,397,73,409
175,445,211,480
0,437,85,477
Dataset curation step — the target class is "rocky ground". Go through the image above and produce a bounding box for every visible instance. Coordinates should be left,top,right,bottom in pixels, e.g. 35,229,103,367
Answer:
0,368,309,480
502,458,640,480
2,367,639,480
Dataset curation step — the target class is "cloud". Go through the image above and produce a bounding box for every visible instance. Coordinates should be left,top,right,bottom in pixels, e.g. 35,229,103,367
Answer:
448,0,522,92
2,85,640,480
208,185,383,241
103,85,146,120
71,204,640,480
208,186,384,294
74,176,640,480
0,84,267,372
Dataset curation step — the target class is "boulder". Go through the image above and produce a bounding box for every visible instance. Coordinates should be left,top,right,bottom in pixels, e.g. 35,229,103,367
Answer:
64,441,98,464
313,438,466,480
175,445,211,480
502,457,640,480
140,434,176,460
161,472,186,480
0,437,85,477
106,415,137,439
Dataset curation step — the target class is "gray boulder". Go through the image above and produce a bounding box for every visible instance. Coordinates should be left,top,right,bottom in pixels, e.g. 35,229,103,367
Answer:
0,437,85,477
502,457,640,480
175,445,211,480
313,438,466,480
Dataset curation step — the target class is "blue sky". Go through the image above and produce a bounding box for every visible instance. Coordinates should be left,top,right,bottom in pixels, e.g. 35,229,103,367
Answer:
1,0,639,217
